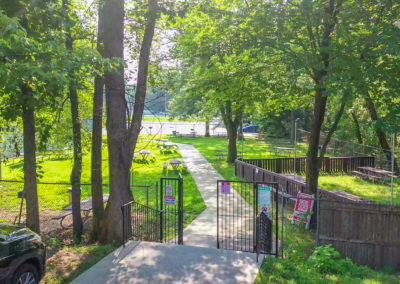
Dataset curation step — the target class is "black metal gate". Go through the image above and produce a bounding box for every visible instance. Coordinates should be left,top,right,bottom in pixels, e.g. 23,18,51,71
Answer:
160,175,184,244
217,180,279,256
122,175,184,245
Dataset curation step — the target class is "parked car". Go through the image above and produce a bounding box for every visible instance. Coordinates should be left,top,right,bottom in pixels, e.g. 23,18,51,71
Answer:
241,125,259,133
0,224,46,284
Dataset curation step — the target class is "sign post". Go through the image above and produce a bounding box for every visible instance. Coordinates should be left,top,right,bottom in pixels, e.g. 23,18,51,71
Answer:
292,192,314,229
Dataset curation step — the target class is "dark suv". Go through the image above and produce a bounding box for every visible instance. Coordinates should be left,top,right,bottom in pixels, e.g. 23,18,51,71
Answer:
0,224,46,284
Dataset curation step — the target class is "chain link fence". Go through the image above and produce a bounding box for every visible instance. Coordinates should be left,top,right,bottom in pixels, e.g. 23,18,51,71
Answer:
0,180,156,235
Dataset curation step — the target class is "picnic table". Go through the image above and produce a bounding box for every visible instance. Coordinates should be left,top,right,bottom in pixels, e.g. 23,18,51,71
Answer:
53,194,109,229
138,149,153,162
190,131,197,138
356,167,398,183
272,146,295,156
169,158,182,172
215,149,227,160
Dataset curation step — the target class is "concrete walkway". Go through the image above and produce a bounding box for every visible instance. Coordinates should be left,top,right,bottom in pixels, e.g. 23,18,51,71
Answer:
72,143,263,284
176,143,223,248
71,241,261,284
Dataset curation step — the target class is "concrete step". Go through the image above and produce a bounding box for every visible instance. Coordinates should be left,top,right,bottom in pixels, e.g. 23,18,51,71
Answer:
71,241,264,284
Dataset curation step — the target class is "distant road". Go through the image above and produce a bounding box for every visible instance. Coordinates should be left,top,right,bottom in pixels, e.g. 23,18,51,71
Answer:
141,121,227,136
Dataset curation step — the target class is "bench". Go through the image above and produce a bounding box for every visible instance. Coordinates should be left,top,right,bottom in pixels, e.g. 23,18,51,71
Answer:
163,162,168,174
52,211,72,229
150,153,156,160
352,170,382,182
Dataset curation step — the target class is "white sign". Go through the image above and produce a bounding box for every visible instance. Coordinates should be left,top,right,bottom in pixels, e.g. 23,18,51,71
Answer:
258,186,271,216
166,185,173,196
258,186,271,206
164,195,176,205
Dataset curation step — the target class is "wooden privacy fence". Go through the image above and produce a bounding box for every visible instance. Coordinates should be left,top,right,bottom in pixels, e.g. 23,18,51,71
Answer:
318,189,400,270
236,159,307,197
236,159,400,270
240,156,375,174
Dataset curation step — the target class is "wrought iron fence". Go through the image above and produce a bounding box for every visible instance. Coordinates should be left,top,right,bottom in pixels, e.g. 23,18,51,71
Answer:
217,180,279,255
122,201,162,245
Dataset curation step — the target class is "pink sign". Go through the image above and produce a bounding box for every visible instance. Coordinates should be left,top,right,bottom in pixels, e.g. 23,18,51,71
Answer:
292,192,314,228
166,185,173,196
221,182,231,194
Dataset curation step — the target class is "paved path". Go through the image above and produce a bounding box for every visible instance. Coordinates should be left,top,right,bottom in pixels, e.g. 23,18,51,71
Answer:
176,143,223,248
72,143,263,284
71,241,261,284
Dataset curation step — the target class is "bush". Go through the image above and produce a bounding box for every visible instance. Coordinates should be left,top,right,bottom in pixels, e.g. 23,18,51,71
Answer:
307,245,356,275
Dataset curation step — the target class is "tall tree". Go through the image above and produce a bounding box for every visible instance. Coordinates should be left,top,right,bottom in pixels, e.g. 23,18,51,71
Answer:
63,0,84,242
91,0,106,241
101,0,159,243
0,1,68,233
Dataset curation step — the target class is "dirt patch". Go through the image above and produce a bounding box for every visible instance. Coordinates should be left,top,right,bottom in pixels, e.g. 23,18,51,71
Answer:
40,245,99,284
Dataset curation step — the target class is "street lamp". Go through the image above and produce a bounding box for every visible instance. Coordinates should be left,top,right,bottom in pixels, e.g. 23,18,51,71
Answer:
293,118,300,180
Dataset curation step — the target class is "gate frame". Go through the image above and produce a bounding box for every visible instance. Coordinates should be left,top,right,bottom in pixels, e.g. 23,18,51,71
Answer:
160,174,184,244
217,180,279,256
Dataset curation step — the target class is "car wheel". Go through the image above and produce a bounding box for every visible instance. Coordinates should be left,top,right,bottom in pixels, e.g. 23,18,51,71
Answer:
12,263,39,284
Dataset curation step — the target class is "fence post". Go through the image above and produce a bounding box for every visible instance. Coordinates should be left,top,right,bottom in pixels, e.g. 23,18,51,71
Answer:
217,181,220,249
316,194,320,246
276,159,282,173
178,177,184,245
160,179,164,243
155,182,158,211
122,205,126,247
325,157,331,173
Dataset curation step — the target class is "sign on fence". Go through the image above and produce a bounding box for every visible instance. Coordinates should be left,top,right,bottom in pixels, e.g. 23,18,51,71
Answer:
165,185,173,196
258,186,271,215
292,192,314,229
221,181,231,194
164,195,176,205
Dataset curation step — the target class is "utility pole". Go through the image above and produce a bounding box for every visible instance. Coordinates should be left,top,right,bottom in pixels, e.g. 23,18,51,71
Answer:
391,133,395,205
293,118,300,180
164,93,167,117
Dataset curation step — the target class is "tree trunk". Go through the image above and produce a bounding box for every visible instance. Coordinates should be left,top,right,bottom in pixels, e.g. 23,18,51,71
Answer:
63,0,83,242
350,110,363,144
306,86,328,194
238,119,244,141
91,0,105,241
305,0,342,194
319,96,346,159
227,125,238,163
364,91,398,172
101,0,132,244
205,119,210,137
21,84,40,234
220,102,241,163
127,0,159,158
69,86,84,242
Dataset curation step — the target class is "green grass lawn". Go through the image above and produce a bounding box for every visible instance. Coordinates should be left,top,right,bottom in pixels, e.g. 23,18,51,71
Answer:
167,134,400,282
1,137,205,226
168,135,308,181
318,174,400,204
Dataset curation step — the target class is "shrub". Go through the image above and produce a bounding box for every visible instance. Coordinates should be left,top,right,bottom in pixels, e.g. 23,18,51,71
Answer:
308,245,356,275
